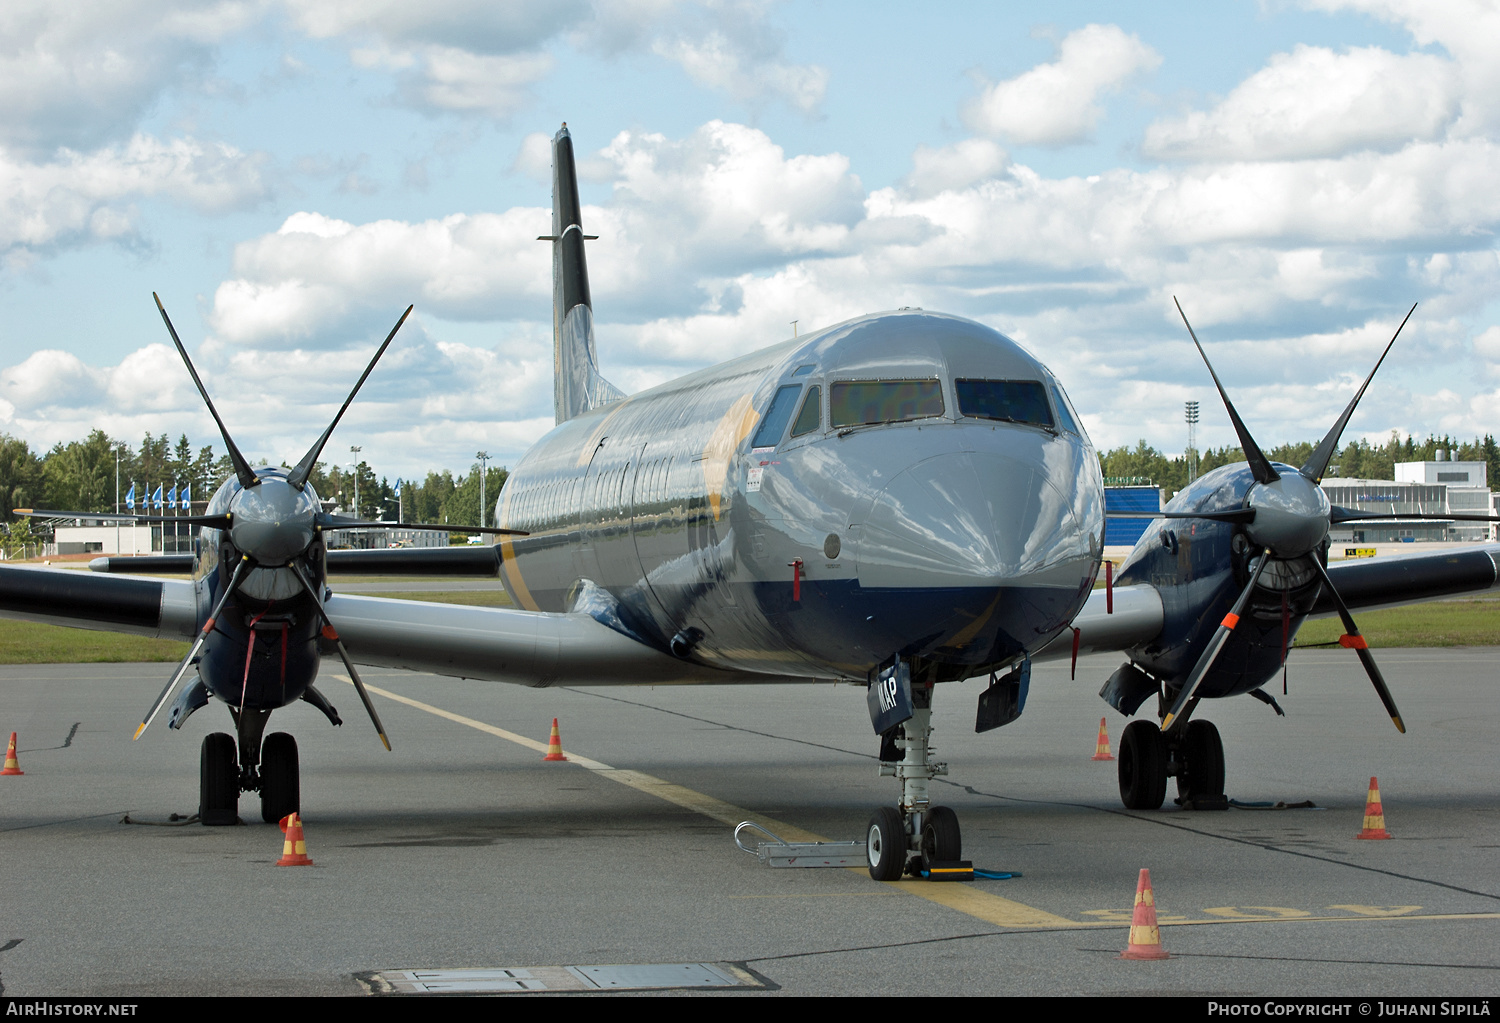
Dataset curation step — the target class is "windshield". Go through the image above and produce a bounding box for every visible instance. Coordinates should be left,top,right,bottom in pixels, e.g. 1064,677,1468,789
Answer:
955,379,1054,428
829,380,944,428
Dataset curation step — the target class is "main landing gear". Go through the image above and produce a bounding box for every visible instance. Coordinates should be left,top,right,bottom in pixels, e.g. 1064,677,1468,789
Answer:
198,708,301,825
1118,716,1225,810
866,684,962,880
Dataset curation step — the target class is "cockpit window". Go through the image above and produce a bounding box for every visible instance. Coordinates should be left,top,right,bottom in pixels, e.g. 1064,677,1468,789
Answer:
790,385,821,437
1051,384,1082,436
829,380,944,428
752,384,802,448
955,379,1054,429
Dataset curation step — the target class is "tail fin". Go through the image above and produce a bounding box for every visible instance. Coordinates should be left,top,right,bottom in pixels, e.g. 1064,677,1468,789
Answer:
548,124,624,424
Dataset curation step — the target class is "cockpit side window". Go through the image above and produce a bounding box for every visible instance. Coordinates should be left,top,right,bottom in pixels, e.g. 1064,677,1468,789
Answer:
955,379,1054,429
752,384,803,448
790,385,821,437
829,380,944,428
1051,384,1082,436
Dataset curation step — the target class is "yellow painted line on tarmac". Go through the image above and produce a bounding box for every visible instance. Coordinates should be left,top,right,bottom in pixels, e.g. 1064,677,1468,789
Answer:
347,677,1074,928
345,678,1500,935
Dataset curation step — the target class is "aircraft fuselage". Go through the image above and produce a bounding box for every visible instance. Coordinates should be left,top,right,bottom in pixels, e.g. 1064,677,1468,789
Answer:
499,309,1106,683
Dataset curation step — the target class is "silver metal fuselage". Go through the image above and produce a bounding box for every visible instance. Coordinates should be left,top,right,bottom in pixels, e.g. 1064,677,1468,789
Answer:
499,310,1105,682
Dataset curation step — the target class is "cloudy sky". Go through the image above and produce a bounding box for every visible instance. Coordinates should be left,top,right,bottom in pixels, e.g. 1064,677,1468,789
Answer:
2,0,1498,481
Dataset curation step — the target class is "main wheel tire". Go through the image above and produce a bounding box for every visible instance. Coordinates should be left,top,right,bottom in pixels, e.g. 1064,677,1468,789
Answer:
260,731,300,824
1118,720,1168,810
200,732,239,826
1177,719,1225,800
867,806,907,881
921,806,962,869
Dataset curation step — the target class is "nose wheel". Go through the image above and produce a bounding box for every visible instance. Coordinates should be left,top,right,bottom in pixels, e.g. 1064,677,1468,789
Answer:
867,686,963,880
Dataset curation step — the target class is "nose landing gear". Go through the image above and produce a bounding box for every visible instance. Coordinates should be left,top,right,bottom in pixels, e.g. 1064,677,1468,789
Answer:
866,686,962,880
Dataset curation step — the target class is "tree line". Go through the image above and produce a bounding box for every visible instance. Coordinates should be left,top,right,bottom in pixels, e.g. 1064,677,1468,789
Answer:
0,430,508,531
4,427,1495,530
1101,432,1500,501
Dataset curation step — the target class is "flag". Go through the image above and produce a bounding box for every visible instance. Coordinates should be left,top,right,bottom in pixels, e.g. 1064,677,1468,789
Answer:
394,478,402,497
182,482,191,510
125,484,136,511
166,485,177,510
152,485,163,510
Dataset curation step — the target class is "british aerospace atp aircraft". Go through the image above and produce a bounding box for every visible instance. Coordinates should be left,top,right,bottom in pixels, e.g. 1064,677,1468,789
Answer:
4,124,1499,882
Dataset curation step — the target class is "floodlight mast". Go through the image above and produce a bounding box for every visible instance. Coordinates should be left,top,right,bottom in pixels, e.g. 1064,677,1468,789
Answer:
1185,401,1200,483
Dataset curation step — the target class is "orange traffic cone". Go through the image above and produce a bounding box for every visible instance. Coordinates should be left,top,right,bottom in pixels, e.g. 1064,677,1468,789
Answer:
1,732,22,775
1119,868,1170,960
1091,717,1115,761
542,718,568,761
275,812,314,866
1356,776,1392,840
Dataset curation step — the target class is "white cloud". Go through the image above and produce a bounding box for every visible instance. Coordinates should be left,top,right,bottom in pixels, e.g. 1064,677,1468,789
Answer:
0,134,269,260
903,139,1010,198
1144,45,1461,162
963,24,1161,146
0,0,266,154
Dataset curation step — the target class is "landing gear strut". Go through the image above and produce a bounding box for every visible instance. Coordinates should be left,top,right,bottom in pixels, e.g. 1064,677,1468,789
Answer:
1118,714,1226,810
866,682,960,880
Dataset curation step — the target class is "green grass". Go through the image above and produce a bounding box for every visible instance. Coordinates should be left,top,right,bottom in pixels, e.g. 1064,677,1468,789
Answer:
1293,598,1500,649
0,619,189,663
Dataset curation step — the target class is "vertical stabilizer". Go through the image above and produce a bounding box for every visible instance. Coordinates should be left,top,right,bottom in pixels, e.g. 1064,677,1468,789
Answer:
549,124,624,424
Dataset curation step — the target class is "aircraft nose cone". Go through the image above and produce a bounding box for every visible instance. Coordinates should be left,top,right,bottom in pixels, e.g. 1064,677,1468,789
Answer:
856,451,1093,591
1246,472,1330,558
230,478,317,566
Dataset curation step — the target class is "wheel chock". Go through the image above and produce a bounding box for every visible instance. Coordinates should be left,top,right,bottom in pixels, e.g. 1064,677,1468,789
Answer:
921,860,974,881
734,821,866,868
1,732,22,775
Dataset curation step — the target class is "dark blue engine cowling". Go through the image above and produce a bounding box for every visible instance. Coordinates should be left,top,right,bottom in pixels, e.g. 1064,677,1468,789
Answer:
1117,462,1324,700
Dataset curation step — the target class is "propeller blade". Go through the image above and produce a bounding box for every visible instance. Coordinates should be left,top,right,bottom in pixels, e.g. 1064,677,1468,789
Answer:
153,293,260,491
14,508,232,529
1104,509,1256,524
1300,303,1415,483
1161,551,1273,735
315,515,528,536
133,555,251,740
1174,297,1280,485
1329,506,1500,525
288,561,391,751
287,305,413,490
1310,557,1405,733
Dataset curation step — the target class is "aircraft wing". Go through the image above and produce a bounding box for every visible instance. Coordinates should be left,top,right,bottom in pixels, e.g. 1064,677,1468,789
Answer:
1033,584,1163,664
0,565,198,639
324,592,815,687
1034,544,1500,665
1313,544,1500,614
0,564,811,687
88,544,503,577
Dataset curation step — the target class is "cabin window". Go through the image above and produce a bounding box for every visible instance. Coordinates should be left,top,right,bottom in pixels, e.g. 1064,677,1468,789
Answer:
790,385,821,437
955,379,1054,429
829,380,944,428
752,385,803,448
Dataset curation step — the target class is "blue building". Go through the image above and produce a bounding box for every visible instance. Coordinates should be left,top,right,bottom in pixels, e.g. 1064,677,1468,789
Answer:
1104,480,1162,547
